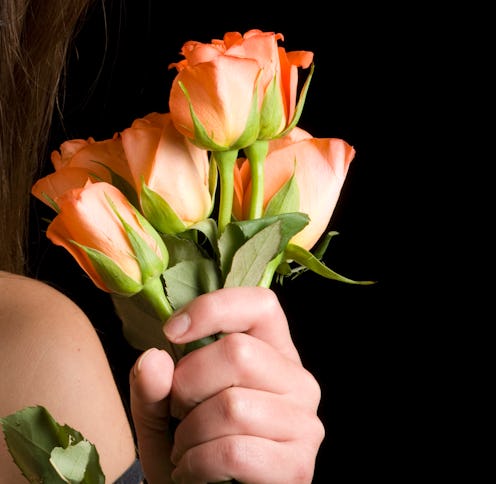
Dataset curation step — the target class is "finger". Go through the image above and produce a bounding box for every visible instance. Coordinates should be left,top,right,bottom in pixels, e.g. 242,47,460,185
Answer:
164,286,300,362
129,348,175,482
171,386,324,464
169,333,321,418
171,435,321,484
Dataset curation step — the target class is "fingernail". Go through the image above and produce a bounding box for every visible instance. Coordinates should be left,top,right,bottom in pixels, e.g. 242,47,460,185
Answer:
164,311,191,340
133,347,157,377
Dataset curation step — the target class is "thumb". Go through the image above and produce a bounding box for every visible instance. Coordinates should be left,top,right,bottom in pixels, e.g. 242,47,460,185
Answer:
130,347,175,482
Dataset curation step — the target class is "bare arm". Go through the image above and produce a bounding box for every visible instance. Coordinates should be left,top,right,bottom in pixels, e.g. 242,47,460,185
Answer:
0,272,137,482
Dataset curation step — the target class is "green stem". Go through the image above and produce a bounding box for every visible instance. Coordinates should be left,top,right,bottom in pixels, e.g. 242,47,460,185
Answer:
258,252,283,288
243,140,269,220
139,276,174,321
214,149,239,233
139,278,223,358
183,335,218,355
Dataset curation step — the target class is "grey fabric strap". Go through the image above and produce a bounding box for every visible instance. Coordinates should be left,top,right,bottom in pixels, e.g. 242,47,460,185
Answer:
113,458,144,484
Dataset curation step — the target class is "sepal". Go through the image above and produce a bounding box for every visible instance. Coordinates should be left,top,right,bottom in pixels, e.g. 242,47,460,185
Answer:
258,74,285,139
139,181,187,234
109,200,169,282
72,242,143,295
264,171,300,217
277,63,315,139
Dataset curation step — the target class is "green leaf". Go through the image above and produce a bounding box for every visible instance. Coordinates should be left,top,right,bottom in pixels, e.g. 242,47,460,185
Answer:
219,213,309,281
218,223,248,279
188,218,220,258
0,405,104,484
111,293,175,353
50,440,93,483
231,212,309,243
163,258,222,309
162,233,209,267
284,243,376,285
224,222,282,287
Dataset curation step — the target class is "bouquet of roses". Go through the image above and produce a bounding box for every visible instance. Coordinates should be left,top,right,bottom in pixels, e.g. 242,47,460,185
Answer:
1,29,373,482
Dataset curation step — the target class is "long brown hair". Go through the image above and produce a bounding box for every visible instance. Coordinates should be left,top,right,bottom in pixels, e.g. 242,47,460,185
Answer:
0,0,94,273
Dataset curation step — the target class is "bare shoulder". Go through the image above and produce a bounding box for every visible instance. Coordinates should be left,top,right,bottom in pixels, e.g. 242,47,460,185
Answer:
0,271,91,333
0,270,78,306
0,271,85,317
0,272,137,482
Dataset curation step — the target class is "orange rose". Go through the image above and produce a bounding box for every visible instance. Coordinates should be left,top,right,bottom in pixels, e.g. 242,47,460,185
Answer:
32,135,135,207
47,181,168,295
233,127,355,250
120,112,212,233
168,29,313,150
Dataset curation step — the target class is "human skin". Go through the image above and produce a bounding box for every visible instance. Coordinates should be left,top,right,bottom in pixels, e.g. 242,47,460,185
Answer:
0,275,324,483
0,271,137,482
130,286,325,484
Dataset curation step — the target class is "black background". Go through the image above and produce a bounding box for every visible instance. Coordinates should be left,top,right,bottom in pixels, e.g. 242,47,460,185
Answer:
27,1,435,482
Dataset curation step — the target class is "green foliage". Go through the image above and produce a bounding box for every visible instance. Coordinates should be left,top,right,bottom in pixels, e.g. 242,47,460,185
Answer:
0,406,104,483
140,182,187,234
164,258,221,308
264,172,300,217
284,242,376,285
74,242,143,295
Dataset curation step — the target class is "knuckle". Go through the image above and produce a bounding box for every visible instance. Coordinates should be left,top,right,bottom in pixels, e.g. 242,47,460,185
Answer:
221,332,257,371
217,386,251,424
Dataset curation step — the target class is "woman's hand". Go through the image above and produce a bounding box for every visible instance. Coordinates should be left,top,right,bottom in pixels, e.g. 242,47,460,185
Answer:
130,287,324,484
